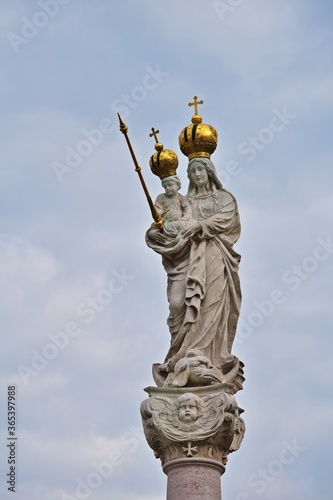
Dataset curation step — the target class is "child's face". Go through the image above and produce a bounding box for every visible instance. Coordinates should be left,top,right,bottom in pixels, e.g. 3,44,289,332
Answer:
178,398,198,423
162,178,178,198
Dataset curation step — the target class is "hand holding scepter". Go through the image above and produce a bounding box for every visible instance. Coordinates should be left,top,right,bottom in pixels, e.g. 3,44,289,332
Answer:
117,114,163,229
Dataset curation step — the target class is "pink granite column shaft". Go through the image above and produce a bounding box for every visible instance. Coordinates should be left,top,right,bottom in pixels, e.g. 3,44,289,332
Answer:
163,458,225,500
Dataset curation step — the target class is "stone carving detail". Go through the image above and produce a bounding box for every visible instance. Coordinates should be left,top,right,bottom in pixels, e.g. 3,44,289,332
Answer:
145,117,244,394
141,384,245,467
161,348,245,395
164,349,225,387
118,98,248,479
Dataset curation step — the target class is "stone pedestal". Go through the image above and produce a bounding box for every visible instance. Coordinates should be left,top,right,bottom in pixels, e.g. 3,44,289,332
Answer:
164,458,224,500
141,384,245,500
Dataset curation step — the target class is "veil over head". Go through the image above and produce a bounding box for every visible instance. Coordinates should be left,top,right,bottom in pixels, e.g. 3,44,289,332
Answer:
187,158,223,195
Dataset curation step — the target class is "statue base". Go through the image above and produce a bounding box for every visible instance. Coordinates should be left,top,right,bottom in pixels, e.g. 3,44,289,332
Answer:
141,384,245,499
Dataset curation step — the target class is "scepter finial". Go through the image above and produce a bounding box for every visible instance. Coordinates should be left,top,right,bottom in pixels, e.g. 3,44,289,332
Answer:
117,114,163,228
117,113,128,134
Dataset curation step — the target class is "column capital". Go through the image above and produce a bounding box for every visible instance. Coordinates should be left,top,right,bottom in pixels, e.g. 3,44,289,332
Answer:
141,384,245,468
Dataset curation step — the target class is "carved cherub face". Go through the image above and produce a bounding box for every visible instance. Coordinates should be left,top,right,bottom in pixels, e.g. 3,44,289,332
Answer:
177,394,201,423
162,176,180,198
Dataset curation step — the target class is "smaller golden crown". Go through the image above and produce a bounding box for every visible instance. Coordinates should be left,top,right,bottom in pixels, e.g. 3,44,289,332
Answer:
149,127,179,180
178,96,218,160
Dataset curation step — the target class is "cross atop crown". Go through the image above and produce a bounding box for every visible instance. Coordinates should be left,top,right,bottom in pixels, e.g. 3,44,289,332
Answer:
178,95,218,159
149,127,160,143
188,96,204,116
149,127,164,153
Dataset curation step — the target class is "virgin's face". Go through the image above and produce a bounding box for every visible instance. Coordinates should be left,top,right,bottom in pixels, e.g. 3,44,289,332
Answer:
189,161,209,188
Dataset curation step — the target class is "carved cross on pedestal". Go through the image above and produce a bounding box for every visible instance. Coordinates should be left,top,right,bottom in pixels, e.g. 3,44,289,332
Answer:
188,96,204,115
182,441,198,457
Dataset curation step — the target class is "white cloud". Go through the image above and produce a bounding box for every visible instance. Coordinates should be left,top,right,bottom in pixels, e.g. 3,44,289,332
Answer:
0,236,58,307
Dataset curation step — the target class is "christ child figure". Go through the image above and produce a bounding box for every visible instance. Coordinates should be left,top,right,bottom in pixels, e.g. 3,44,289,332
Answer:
154,175,192,237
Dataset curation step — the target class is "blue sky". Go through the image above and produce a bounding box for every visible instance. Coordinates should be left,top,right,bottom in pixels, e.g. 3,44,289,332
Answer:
1,1,333,499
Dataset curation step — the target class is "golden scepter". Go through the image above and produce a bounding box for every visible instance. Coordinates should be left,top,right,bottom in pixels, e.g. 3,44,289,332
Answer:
117,114,163,229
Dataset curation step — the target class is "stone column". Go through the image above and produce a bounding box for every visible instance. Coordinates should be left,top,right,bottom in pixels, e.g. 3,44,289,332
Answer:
141,384,245,500
164,457,224,500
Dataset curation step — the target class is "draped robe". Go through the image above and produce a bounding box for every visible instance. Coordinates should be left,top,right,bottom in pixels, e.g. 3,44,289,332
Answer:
146,187,241,384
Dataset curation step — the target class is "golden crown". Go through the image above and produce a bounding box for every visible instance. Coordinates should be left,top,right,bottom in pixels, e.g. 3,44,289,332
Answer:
149,127,179,180
178,96,218,160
